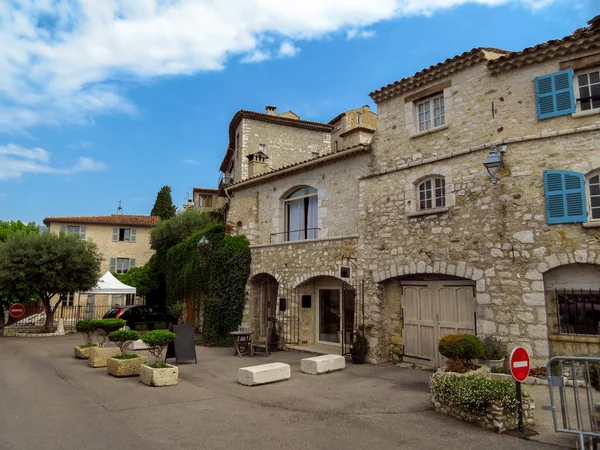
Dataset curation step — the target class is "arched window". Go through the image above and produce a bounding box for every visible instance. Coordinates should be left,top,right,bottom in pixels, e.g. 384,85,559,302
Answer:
418,177,445,210
284,186,318,241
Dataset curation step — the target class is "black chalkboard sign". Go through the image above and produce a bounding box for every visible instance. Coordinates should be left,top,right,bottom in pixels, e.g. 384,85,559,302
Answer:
165,324,197,364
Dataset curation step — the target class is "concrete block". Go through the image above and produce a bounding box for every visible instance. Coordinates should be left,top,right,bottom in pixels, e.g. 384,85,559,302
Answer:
238,362,291,386
140,363,179,387
301,354,345,375
88,347,121,368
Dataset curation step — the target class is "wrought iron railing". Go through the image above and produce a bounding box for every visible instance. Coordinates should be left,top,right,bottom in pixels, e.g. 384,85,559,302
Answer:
269,228,320,244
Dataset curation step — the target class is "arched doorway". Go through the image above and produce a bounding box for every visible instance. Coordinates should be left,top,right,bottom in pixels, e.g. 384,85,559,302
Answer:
381,274,476,367
248,273,279,338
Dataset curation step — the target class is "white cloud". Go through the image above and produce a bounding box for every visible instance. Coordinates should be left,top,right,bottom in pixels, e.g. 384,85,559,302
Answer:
347,28,377,39
68,140,92,150
1,0,555,132
182,159,200,165
0,144,107,180
278,41,301,58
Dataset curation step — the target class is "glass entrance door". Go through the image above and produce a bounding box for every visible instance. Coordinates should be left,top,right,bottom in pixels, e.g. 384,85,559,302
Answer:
319,289,341,343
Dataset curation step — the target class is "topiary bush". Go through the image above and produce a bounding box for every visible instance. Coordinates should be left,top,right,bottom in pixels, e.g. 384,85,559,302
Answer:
430,372,532,416
140,330,177,367
76,319,99,346
439,334,484,370
95,318,127,347
108,329,140,358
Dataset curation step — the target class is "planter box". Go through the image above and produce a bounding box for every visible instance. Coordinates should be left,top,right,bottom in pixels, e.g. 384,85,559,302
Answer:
140,364,179,387
476,358,506,370
107,355,149,377
88,347,121,368
74,345,98,359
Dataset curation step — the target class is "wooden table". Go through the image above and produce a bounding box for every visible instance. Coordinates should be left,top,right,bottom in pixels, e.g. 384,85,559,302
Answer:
230,330,253,357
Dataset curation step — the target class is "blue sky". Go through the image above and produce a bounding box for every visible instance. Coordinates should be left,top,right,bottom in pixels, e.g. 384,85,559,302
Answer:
0,0,596,223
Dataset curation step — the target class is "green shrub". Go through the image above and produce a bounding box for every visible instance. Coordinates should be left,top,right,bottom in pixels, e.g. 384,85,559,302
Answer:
154,321,167,330
439,334,483,369
140,330,177,362
480,336,508,360
108,329,140,357
95,319,127,347
75,319,99,346
430,372,532,416
135,324,148,332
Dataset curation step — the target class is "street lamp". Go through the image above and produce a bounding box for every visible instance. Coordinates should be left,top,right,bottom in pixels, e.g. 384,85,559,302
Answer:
483,145,507,185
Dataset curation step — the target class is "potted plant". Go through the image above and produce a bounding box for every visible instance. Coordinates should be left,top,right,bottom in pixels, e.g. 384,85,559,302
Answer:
351,328,369,364
267,317,281,352
88,319,126,368
106,330,148,377
478,336,508,370
438,333,484,373
139,330,179,387
74,319,99,359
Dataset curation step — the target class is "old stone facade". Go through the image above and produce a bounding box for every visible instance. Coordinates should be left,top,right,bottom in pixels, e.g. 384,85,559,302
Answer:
219,20,600,366
330,105,377,152
43,215,157,307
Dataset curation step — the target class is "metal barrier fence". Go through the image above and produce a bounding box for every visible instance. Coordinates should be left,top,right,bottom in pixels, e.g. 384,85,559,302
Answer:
6,304,115,329
545,356,600,450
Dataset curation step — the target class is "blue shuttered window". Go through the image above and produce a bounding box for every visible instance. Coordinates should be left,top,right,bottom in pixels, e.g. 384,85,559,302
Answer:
544,170,587,224
535,69,576,120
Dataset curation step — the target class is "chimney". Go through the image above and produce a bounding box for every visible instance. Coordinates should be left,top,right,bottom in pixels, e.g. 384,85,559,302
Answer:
362,105,370,111
188,198,193,207
265,105,277,115
247,152,269,178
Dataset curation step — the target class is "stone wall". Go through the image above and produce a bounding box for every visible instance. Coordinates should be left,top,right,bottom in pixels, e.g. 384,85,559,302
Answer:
235,118,331,182
228,153,369,245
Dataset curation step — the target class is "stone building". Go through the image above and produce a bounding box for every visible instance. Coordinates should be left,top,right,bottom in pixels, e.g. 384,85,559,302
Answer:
222,16,600,366
330,105,377,152
43,214,158,308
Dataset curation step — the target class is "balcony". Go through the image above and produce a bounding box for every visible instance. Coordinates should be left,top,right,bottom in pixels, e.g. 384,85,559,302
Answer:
269,228,320,244
218,172,234,192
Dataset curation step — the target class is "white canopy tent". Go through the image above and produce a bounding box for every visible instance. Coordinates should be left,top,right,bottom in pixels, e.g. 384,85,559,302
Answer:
83,271,136,295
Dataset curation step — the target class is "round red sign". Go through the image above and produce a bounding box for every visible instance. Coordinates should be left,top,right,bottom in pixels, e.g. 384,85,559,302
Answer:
510,346,531,382
8,303,25,318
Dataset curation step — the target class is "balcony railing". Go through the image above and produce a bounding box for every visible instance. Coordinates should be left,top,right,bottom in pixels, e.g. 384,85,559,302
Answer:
218,172,234,191
269,228,320,244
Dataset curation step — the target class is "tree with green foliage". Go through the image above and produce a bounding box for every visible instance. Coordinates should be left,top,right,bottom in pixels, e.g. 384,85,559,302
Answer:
150,208,221,252
114,254,161,299
151,185,177,220
0,232,102,332
0,220,39,336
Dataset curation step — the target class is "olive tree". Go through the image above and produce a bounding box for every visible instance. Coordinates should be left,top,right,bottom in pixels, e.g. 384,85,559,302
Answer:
0,232,102,331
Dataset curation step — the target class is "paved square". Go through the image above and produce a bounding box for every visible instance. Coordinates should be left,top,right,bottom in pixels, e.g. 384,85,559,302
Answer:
0,335,563,449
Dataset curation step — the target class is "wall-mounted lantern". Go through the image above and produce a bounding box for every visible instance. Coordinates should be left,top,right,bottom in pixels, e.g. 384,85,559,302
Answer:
483,144,507,184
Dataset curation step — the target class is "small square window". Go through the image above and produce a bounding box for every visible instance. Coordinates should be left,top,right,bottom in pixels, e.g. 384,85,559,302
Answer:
576,69,600,112
340,266,351,278
119,228,131,241
258,144,266,153
416,94,445,132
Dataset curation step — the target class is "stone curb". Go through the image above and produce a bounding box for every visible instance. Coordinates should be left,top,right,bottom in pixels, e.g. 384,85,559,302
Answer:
10,331,76,338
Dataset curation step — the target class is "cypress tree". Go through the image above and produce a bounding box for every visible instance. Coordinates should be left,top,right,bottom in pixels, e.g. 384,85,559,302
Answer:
151,185,177,220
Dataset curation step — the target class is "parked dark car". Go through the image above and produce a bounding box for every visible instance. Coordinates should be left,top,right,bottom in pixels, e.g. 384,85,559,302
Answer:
103,305,176,330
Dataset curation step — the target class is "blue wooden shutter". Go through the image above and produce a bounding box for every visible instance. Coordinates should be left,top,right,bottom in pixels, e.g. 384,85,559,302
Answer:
60,224,67,234
80,226,86,240
110,258,116,272
130,259,136,268
112,227,118,241
535,69,576,120
130,228,136,243
544,170,587,224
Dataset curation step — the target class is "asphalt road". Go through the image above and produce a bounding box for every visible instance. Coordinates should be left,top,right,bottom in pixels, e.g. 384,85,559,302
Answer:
0,335,561,450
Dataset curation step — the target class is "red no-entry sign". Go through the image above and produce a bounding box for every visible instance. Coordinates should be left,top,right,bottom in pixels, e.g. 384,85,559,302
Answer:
510,346,531,382
8,303,25,318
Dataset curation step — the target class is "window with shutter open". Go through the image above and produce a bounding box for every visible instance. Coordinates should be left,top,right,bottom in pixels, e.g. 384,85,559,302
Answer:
544,170,587,224
535,70,576,120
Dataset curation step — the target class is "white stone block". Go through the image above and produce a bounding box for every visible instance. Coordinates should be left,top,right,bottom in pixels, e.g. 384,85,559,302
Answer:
130,339,149,350
301,355,345,375
238,362,291,386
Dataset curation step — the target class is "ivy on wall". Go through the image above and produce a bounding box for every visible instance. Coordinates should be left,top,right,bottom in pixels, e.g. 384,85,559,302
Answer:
165,224,251,343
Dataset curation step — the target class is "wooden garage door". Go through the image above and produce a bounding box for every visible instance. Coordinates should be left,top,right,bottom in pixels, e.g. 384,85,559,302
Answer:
402,281,475,367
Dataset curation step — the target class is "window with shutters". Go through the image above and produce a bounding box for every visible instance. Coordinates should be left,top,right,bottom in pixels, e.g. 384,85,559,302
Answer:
110,257,136,274
418,177,446,211
113,227,136,242
62,224,86,240
543,170,587,224
534,69,576,120
198,194,212,207
574,68,600,113
416,94,445,132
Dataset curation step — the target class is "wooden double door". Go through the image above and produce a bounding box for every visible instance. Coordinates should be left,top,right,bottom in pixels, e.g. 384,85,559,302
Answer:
402,280,476,367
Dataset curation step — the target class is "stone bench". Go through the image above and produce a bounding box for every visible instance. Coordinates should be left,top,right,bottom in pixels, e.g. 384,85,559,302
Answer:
238,362,291,386
301,354,345,375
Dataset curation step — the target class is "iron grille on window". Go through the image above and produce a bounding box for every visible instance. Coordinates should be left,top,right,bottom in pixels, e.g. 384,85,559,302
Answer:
556,289,600,336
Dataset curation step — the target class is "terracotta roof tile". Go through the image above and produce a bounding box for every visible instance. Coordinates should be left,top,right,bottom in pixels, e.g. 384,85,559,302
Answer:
43,214,159,227
370,47,510,103
487,28,600,74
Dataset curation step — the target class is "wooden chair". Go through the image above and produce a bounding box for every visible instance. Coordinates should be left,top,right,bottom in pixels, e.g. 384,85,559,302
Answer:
252,325,271,357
